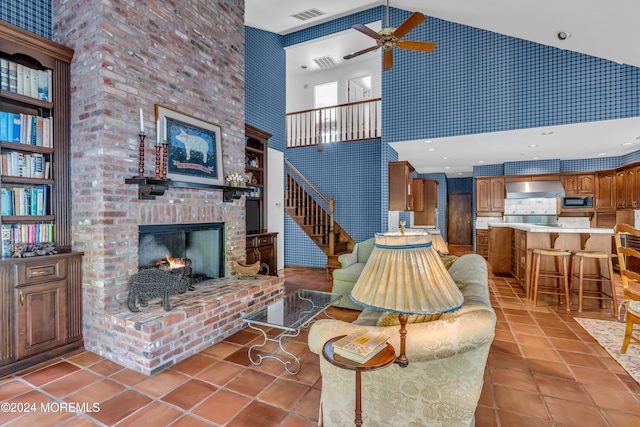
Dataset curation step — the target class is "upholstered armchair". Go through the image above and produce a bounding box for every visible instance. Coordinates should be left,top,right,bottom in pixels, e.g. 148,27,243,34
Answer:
331,237,375,310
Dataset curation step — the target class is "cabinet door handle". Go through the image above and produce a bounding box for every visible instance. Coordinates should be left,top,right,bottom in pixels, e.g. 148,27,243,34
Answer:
19,291,24,306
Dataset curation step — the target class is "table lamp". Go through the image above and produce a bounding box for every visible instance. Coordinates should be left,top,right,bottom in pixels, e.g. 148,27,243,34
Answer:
350,231,463,367
428,229,449,254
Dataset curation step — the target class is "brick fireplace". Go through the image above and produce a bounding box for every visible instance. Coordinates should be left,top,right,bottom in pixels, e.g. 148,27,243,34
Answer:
50,0,284,374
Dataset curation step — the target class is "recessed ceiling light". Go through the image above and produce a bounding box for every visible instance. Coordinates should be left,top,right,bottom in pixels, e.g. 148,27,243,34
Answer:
478,160,485,163
541,131,554,136
428,148,435,152
445,166,450,169
424,140,432,144
301,65,307,69
622,142,634,146
598,152,607,156
532,156,540,160
457,173,463,176
442,157,448,160
528,144,538,148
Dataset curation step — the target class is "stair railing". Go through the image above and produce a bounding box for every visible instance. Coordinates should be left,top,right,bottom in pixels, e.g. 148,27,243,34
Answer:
284,158,336,255
286,98,382,150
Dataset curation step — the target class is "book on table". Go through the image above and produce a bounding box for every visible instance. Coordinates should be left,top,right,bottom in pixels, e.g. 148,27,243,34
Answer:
332,329,390,364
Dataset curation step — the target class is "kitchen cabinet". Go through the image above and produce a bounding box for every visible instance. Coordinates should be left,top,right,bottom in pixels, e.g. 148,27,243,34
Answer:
476,229,488,258
595,171,616,211
489,226,513,275
414,179,438,226
476,177,505,215
616,169,626,209
411,178,424,212
389,161,415,211
561,174,595,196
511,230,527,286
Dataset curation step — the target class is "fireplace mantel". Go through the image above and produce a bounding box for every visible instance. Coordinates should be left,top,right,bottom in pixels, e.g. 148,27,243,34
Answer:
125,177,251,201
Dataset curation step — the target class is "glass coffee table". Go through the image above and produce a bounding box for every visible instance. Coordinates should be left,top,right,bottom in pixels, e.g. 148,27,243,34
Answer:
242,289,342,374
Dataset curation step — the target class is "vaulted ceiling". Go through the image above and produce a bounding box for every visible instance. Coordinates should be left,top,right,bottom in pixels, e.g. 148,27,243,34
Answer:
245,1,640,176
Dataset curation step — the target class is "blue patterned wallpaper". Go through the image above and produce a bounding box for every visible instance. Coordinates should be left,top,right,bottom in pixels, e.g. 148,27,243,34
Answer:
448,177,473,194
285,139,384,267
0,0,51,39
245,27,286,151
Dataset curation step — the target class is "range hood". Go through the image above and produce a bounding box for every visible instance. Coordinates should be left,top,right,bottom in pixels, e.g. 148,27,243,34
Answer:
505,181,565,199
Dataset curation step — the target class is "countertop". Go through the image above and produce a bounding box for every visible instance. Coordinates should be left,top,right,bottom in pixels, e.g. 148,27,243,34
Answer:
488,223,613,234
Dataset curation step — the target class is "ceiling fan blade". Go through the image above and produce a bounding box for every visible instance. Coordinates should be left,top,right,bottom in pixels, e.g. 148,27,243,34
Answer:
383,48,393,70
353,23,383,40
397,40,437,52
344,45,380,60
393,12,426,39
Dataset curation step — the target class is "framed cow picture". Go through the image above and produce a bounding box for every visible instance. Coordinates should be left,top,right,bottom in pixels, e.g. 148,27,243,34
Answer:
155,105,224,185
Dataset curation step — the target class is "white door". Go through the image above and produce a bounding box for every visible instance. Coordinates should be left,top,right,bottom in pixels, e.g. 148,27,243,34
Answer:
267,148,285,272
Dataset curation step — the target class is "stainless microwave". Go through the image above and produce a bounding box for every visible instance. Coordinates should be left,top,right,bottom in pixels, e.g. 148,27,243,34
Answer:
561,196,594,208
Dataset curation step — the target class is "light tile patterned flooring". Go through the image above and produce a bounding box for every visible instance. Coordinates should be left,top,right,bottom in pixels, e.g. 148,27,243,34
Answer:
1,245,640,426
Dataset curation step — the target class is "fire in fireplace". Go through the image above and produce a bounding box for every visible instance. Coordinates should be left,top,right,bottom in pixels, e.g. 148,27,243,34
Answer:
138,222,225,283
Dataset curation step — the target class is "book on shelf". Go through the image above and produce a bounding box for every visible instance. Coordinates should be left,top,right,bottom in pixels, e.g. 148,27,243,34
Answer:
0,58,52,102
332,329,390,364
1,224,12,258
0,58,8,91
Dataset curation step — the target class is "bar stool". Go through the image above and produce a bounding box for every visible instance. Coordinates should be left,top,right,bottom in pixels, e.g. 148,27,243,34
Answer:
570,251,618,316
529,248,572,311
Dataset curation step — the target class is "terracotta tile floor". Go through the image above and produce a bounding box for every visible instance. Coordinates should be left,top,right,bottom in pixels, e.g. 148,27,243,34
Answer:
1,245,640,426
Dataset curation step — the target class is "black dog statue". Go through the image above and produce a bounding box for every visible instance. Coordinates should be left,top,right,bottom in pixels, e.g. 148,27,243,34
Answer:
127,268,192,312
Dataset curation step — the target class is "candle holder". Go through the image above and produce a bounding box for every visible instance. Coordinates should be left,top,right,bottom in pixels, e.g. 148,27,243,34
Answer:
154,144,162,179
137,132,146,177
162,142,169,179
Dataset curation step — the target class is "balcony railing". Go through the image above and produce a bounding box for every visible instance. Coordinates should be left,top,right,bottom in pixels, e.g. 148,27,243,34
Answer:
286,98,381,150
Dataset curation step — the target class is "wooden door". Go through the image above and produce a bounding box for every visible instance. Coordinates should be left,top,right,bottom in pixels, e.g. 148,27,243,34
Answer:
596,172,615,211
448,193,472,245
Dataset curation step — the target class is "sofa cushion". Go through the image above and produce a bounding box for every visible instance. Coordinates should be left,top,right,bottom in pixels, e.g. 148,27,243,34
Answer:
332,262,366,283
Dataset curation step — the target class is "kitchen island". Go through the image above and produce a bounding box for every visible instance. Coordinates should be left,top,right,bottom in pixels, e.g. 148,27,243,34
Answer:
487,223,614,298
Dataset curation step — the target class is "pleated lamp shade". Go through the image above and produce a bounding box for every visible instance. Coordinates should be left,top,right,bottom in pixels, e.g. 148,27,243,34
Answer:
350,232,463,315
428,229,449,254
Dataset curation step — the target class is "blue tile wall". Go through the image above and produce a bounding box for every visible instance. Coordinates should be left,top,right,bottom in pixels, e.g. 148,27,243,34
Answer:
0,1,51,39
285,140,385,267
245,27,286,151
447,177,473,193
504,159,561,175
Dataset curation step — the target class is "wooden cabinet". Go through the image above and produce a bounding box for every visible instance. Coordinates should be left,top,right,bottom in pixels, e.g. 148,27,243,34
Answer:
615,165,640,210
389,161,415,211
489,226,513,274
246,233,277,276
245,124,278,276
476,177,504,215
561,174,595,195
0,21,83,376
245,124,270,234
511,230,527,285
411,178,424,212
414,179,438,227
476,229,488,258
595,171,616,211
0,253,83,376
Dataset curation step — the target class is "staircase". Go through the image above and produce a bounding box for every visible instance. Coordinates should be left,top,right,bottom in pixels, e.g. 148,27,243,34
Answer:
285,159,355,272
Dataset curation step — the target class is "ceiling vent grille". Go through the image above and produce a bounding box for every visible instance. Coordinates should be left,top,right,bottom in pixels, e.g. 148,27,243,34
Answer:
313,56,337,69
291,8,325,21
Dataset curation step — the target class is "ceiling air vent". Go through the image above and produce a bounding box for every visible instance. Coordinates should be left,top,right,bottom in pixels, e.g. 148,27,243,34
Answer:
313,56,337,69
291,8,326,21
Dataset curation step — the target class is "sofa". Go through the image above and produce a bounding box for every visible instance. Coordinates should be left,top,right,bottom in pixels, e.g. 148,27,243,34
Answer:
331,237,374,310
309,254,496,427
